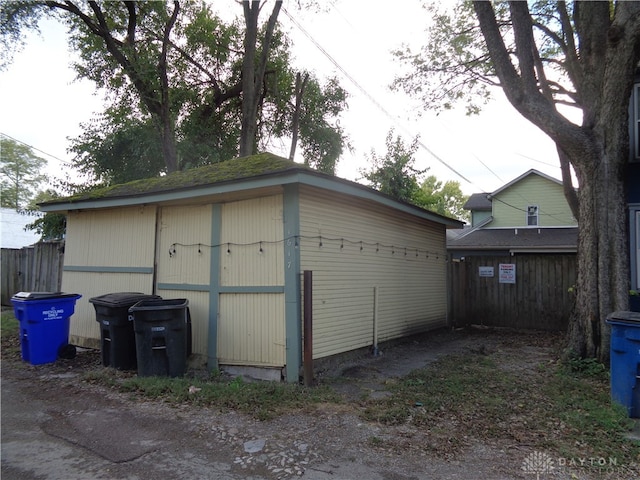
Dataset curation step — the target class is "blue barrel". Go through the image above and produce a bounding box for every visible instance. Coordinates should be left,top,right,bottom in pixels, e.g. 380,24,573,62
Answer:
607,311,640,417
10,292,82,365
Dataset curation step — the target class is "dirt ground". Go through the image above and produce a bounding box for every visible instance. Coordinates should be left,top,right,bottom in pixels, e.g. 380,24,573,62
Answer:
1,325,638,479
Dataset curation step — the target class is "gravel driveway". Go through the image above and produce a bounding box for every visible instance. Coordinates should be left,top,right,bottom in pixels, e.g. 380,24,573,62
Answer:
1,326,631,479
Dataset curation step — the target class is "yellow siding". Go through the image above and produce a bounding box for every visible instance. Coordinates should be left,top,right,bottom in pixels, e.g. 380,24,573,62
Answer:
491,175,577,227
299,186,448,359
217,293,285,366
156,205,212,285
219,195,284,286
65,271,155,347
64,206,156,267
62,206,157,347
155,206,213,358
216,195,286,366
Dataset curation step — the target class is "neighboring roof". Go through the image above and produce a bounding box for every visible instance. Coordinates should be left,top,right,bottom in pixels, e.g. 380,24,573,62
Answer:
462,170,564,212
447,227,578,252
39,153,464,229
463,193,492,211
490,169,563,197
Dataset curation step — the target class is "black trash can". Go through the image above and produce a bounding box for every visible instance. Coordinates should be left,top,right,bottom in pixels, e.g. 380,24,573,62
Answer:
89,292,162,370
129,298,190,377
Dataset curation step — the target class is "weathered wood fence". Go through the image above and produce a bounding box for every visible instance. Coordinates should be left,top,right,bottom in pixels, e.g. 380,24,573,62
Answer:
448,254,577,331
1,241,65,305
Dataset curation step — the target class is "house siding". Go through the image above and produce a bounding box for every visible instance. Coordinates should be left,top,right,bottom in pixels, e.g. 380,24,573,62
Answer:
62,206,157,347
490,175,576,228
298,186,448,359
155,205,213,358
217,194,286,367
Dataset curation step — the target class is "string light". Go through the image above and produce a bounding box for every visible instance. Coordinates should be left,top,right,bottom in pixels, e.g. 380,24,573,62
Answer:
167,236,447,262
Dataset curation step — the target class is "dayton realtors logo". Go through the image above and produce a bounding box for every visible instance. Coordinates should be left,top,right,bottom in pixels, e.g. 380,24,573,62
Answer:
521,451,555,479
522,451,625,478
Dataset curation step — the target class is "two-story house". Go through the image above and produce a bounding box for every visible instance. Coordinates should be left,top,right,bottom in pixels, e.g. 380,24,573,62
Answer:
447,169,578,259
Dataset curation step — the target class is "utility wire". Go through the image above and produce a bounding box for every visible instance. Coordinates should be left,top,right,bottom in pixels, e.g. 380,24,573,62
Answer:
0,132,72,166
282,7,473,185
283,8,572,224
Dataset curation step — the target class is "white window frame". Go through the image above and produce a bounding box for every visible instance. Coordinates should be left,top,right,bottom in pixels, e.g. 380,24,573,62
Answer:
631,205,640,291
527,205,539,226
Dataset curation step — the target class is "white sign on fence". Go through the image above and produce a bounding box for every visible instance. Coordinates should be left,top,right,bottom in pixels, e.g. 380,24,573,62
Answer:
499,263,516,284
478,266,494,277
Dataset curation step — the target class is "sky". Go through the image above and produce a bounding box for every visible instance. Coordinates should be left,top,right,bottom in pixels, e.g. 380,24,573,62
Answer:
0,1,565,197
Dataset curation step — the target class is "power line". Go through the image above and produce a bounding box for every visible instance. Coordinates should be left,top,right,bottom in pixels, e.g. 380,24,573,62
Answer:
282,7,474,185
0,132,72,166
282,8,573,224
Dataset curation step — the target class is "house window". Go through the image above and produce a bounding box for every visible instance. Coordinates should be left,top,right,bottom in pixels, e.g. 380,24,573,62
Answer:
527,205,539,226
632,207,640,291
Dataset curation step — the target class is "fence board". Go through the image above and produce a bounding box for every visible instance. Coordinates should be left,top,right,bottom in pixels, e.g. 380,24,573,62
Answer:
1,241,64,305
449,254,576,331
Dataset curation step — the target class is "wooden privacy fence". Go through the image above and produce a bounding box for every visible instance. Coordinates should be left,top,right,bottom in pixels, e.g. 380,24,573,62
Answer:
448,254,577,331
1,241,65,305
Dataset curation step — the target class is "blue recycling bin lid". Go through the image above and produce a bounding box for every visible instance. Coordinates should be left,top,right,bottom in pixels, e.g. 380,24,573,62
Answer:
606,311,640,325
12,292,81,301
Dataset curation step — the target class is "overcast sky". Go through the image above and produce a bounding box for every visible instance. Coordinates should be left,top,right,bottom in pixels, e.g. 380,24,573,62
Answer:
0,1,566,196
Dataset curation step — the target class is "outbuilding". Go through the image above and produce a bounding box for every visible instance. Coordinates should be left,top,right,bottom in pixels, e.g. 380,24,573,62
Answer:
40,153,463,381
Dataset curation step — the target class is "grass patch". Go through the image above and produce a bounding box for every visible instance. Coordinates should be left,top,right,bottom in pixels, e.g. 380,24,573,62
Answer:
1,309,21,358
361,351,640,465
84,370,341,421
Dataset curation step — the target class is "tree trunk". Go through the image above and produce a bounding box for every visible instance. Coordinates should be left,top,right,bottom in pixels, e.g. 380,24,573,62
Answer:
240,0,282,158
289,72,309,161
472,0,639,361
47,1,181,173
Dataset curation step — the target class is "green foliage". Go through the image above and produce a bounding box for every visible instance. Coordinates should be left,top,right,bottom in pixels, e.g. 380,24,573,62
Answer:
360,130,426,204
562,352,608,378
415,175,470,221
69,113,166,183
1,310,18,339
40,1,348,182
0,310,20,358
361,350,638,462
0,136,48,209
85,373,340,421
392,1,494,114
0,1,48,70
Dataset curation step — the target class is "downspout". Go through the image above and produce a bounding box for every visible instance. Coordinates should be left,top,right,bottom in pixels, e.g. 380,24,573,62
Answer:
373,286,381,356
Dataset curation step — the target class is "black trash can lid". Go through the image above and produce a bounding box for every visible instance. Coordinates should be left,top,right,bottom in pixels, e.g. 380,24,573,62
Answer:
12,291,80,301
129,298,188,312
606,311,640,324
89,292,162,308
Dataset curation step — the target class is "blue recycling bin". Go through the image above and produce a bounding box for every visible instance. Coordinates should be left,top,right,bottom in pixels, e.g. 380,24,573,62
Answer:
10,292,82,365
606,311,640,417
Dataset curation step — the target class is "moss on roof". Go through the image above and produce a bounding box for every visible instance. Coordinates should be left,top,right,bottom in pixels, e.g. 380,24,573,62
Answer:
49,153,310,204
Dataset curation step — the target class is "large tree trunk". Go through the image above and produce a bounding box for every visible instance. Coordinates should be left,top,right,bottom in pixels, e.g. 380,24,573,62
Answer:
239,0,282,157
569,142,629,361
48,1,181,173
473,1,639,362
